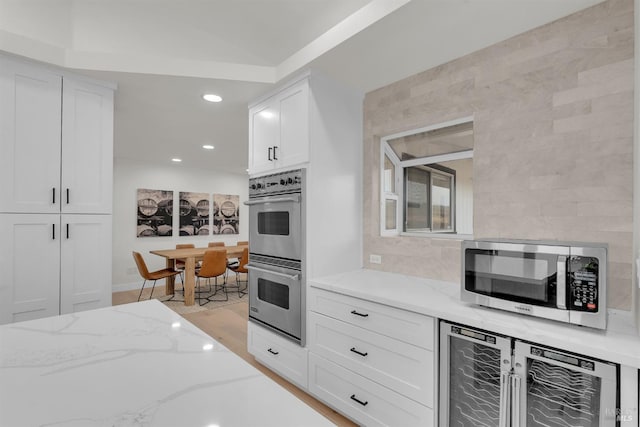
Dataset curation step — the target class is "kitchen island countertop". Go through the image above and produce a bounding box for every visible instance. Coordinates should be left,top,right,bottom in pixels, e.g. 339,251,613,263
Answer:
0,299,333,427
310,268,640,369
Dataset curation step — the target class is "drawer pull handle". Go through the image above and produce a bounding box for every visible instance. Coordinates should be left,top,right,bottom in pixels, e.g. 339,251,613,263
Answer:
350,394,368,406
350,310,369,317
267,348,279,355
350,347,368,357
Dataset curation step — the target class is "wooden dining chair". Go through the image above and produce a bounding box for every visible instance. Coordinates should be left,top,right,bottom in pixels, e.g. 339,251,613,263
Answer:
196,249,228,305
208,242,225,247
228,246,249,298
237,241,248,246
132,252,182,302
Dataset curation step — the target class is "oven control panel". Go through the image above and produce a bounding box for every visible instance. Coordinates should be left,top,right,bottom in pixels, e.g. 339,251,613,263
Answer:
249,169,303,197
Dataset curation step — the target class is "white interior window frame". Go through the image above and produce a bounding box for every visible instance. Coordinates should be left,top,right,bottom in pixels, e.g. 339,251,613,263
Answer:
380,143,401,236
379,116,474,238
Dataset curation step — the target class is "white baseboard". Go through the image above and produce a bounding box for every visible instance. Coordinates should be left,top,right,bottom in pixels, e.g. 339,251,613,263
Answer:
112,282,142,293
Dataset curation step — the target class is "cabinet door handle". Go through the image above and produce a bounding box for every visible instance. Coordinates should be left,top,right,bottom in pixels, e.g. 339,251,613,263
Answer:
267,348,279,355
273,146,278,160
52,224,56,240
350,347,368,357
66,223,70,239
268,147,273,161
350,394,368,406
66,188,70,204
350,310,369,317
52,188,56,204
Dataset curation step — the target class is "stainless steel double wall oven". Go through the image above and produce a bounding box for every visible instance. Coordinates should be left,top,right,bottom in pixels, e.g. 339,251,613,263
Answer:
244,169,305,345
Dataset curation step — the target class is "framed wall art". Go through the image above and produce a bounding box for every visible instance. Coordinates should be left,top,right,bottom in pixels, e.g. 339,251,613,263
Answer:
213,193,239,234
178,191,210,236
137,189,174,237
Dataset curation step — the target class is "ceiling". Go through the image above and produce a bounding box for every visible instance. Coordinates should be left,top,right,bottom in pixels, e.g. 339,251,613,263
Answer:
0,0,604,174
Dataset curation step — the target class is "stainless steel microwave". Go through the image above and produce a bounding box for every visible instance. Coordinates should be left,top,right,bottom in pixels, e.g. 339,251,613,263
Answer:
461,239,607,329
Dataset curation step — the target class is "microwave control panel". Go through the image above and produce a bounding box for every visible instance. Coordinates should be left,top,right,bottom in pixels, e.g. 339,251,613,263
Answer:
569,256,599,312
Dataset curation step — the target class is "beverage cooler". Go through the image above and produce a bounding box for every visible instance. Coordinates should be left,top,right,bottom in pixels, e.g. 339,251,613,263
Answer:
440,321,618,427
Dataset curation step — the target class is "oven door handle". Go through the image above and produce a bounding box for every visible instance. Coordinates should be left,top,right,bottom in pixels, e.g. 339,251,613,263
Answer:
246,264,300,281
244,196,300,206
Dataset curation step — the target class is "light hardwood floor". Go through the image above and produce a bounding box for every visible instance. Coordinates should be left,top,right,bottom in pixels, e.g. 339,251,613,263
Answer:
113,289,357,427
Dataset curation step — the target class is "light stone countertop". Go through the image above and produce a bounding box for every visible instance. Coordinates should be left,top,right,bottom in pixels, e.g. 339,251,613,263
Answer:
0,300,333,427
309,269,640,368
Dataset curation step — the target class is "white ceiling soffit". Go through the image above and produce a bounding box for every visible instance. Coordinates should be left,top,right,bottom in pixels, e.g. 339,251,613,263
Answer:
0,0,409,83
309,0,607,93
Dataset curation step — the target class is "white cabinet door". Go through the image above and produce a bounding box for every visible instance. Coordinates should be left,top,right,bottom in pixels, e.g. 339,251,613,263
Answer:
247,322,309,389
0,214,61,324
0,57,62,214
61,79,114,214
248,77,310,175
249,100,279,174
309,353,434,427
60,214,112,314
276,79,309,169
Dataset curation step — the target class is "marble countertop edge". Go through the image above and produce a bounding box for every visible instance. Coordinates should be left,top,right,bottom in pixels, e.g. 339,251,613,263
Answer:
309,269,640,369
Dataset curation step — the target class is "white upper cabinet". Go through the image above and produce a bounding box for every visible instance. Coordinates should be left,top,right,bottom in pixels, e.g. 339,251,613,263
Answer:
0,59,63,214
61,79,114,214
0,55,114,214
248,77,309,175
249,101,280,173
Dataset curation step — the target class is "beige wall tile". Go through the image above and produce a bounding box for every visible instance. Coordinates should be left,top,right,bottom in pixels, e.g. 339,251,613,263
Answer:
362,0,634,309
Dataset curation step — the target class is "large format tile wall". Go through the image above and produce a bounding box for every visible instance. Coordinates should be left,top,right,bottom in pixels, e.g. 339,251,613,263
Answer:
363,0,634,309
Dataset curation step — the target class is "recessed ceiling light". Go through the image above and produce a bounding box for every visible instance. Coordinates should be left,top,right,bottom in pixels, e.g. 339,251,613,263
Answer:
171,158,182,162
203,94,222,103
202,144,215,150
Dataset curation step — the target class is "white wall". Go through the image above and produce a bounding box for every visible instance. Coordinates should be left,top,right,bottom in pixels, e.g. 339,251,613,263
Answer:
113,157,249,291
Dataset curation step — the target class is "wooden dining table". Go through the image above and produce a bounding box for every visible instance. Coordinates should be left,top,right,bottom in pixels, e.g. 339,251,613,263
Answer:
150,245,247,306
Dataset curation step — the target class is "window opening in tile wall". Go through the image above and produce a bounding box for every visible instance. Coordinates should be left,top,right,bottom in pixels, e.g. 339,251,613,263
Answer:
380,117,474,237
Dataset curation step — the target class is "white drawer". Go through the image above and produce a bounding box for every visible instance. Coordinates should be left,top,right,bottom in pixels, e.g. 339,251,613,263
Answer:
309,353,434,427
247,322,308,390
309,312,434,407
309,287,434,350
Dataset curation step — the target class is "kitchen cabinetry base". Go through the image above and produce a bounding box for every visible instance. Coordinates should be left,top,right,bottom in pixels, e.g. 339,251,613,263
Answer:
247,321,308,390
309,353,434,427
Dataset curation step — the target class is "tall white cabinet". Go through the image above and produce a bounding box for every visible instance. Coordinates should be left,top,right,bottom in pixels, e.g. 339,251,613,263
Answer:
246,71,363,392
0,54,114,324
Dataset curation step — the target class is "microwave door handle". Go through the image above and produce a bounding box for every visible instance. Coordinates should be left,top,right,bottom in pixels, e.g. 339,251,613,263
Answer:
244,196,300,206
557,255,567,309
246,264,300,281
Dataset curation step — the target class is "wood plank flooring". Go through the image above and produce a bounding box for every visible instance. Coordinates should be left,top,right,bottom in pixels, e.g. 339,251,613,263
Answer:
113,289,357,427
